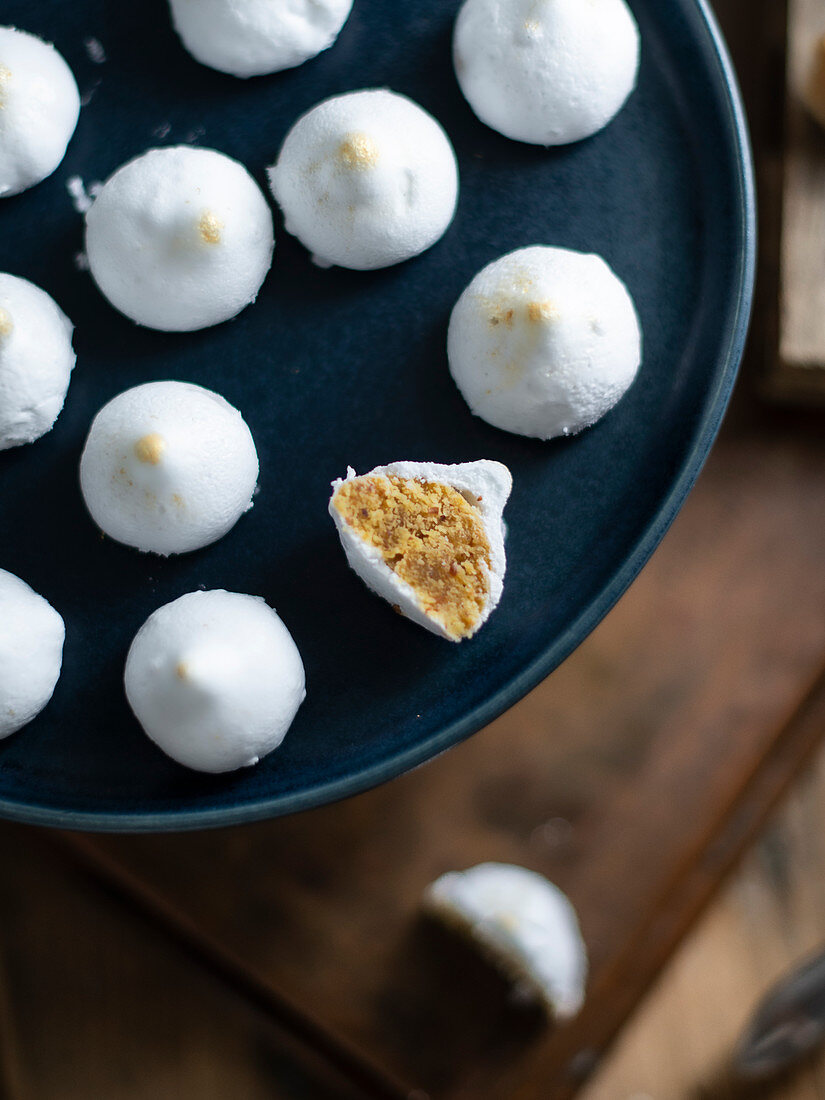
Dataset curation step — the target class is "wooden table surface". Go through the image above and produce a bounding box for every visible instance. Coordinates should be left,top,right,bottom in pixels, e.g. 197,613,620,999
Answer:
581,746,825,1099
5,2,825,1098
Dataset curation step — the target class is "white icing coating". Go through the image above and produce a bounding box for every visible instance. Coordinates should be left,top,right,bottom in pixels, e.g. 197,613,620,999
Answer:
269,90,459,270
329,459,511,641
0,26,80,197
0,569,65,739
453,0,640,145
85,146,274,331
424,862,588,1019
168,0,354,78
0,274,75,450
448,246,642,440
79,381,259,556
125,590,306,773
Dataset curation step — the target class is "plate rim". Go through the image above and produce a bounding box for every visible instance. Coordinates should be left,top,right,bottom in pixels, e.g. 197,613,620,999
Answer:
0,0,757,832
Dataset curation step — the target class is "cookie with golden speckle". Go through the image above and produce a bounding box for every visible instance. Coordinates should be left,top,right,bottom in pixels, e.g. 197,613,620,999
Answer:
79,381,259,555
85,146,274,331
269,90,458,270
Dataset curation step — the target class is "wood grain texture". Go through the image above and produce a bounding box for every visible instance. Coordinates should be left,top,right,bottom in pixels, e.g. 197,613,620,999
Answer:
475,642,825,1100
0,825,367,1100
47,831,411,1100
768,0,825,401
581,740,825,1100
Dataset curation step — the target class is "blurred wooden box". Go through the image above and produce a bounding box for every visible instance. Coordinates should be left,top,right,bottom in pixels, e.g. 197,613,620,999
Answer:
768,0,825,403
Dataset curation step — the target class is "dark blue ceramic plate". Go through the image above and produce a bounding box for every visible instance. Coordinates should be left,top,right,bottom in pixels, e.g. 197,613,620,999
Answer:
0,0,754,831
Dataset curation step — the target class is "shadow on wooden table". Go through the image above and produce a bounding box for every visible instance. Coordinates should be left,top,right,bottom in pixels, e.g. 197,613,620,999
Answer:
371,915,547,1091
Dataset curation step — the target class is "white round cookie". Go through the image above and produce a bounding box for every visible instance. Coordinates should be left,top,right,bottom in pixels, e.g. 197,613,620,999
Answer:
0,273,75,450
125,590,306,773
269,89,459,270
0,569,65,739
329,460,511,641
85,146,274,331
0,26,80,197
168,0,354,78
79,381,259,556
448,246,642,440
424,862,588,1019
453,0,640,145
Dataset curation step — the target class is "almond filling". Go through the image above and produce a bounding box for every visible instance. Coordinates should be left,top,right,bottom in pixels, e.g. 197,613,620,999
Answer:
334,475,491,640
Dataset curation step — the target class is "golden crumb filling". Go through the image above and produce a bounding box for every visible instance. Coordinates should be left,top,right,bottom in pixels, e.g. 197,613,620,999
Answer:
333,475,491,640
